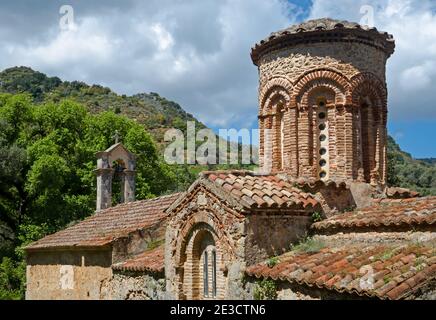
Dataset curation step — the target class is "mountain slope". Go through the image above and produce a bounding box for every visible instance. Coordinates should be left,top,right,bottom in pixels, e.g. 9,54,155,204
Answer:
0,66,205,149
387,136,436,195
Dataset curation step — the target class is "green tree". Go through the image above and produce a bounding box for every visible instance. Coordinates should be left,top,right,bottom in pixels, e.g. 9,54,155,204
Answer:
0,94,178,299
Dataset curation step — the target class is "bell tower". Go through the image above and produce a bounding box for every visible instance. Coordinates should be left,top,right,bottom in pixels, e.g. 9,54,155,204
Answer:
251,18,395,186
95,142,136,211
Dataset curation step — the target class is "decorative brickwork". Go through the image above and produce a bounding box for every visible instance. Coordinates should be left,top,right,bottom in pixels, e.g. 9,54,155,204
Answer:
165,185,244,300
253,20,392,187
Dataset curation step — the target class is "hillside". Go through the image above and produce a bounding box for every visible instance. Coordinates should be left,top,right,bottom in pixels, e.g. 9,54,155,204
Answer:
387,136,436,195
419,158,436,165
0,66,206,149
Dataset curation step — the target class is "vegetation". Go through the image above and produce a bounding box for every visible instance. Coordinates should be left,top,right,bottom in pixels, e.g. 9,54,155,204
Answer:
311,211,324,223
0,67,255,299
0,67,205,144
291,237,326,253
0,93,178,298
253,279,277,300
266,256,279,268
387,136,436,195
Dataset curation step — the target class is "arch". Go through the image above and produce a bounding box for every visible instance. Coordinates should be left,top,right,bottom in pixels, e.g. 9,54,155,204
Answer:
190,227,216,299
350,72,387,107
112,158,126,173
292,69,351,180
259,79,291,172
350,73,387,185
292,69,350,107
259,77,293,112
174,209,234,272
262,88,288,116
306,86,337,107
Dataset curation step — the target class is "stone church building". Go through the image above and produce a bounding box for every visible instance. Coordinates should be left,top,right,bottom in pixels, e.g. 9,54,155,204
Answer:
25,18,435,300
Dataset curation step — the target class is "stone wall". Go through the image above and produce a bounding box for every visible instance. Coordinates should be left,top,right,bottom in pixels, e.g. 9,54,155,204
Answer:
101,271,165,300
244,214,312,265
26,249,112,300
312,185,356,216
165,185,246,300
112,220,166,264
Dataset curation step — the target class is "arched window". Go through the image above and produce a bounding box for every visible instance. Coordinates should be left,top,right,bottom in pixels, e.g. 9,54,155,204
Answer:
202,248,217,298
203,251,209,297
360,100,378,183
112,159,127,205
212,250,217,298
276,102,285,170
187,226,219,300
316,98,329,180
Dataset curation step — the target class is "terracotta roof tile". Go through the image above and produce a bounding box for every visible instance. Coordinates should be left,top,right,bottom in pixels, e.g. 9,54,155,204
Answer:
386,187,420,199
25,193,182,250
112,245,164,273
292,177,349,190
246,243,436,300
251,18,395,65
200,170,319,211
312,196,436,232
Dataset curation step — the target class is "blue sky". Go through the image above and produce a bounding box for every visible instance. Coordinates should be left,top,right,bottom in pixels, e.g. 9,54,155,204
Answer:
0,0,434,157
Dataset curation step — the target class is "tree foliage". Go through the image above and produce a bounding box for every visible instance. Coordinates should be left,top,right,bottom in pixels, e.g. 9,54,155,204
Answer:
0,93,178,234
0,94,180,299
387,136,436,195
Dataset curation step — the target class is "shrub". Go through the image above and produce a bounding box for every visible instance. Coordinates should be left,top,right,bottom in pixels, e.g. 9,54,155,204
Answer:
291,237,326,253
253,279,277,300
266,256,279,268
311,211,324,223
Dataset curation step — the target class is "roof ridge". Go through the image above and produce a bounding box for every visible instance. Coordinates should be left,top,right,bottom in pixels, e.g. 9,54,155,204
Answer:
25,193,181,251
96,192,183,213
198,170,319,210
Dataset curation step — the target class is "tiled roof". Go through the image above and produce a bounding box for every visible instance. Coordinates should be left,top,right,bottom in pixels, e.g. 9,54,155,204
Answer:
273,18,392,37
246,243,436,300
25,193,182,250
200,170,319,210
312,196,436,232
112,245,164,273
386,187,420,199
251,18,395,64
286,176,348,190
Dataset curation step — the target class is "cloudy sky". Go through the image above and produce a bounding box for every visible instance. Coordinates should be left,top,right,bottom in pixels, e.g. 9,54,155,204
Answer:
0,0,435,157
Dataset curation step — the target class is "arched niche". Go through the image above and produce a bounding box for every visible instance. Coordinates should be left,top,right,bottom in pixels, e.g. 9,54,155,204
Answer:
178,222,222,300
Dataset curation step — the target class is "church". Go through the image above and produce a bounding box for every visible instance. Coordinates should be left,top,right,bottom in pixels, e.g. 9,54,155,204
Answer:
24,18,435,300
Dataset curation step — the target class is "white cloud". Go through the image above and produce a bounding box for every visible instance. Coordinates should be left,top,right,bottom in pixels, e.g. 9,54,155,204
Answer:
400,62,435,91
0,0,434,130
149,23,174,52
309,0,436,120
0,0,298,129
